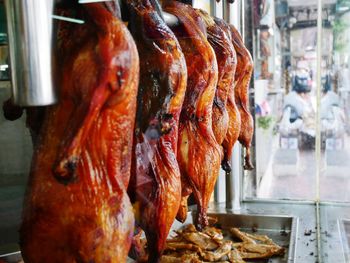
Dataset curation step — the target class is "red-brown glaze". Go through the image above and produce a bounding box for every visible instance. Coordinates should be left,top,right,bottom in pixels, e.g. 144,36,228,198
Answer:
197,10,236,146
20,4,139,262
214,18,241,173
124,0,187,262
164,1,220,229
230,25,254,170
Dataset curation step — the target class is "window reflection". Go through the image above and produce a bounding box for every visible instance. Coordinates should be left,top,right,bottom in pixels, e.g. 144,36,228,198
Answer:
320,2,350,202
251,0,350,201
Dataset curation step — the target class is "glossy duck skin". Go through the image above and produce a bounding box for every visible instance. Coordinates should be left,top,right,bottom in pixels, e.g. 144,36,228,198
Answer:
230,25,254,170
163,1,220,229
197,10,236,146
123,0,187,262
20,3,139,262
214,18,240,173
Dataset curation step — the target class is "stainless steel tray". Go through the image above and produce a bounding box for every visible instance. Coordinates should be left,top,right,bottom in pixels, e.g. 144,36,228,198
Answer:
171,212,298,263
340,219,350,262
0,213,298,263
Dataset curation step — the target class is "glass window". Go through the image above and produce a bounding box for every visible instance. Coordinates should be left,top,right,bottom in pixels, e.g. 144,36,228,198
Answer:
247,0,350,202
320,2,350,262
247,0,326,201
320,2,350,202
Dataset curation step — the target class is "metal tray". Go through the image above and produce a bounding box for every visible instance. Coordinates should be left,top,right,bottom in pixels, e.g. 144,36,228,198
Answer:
340,219,350,262
171,212,298,263
0,213,298,263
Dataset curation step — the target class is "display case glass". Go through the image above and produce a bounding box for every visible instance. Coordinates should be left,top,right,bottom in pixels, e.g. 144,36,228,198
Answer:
0,0,349,262
245,0,350,262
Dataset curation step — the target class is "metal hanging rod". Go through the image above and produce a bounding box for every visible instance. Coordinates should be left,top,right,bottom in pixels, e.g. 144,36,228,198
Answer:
52,15,85,24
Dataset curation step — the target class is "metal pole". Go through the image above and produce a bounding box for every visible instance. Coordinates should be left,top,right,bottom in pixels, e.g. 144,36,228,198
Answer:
223,0,230,22
5,0,56,106
210,0,216,17
316,0,322,206
212,0,220,203
222,0,234,210
316,0,323,262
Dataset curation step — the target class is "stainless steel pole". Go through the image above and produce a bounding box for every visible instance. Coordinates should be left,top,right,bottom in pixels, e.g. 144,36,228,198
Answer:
223,0,233,210
211,0,220,204
5,0,56,106
210,0,216,17
316,0,323,262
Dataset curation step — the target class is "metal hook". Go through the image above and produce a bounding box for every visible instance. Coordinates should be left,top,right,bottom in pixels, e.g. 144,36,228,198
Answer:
52,15,85,24
150,0,179,26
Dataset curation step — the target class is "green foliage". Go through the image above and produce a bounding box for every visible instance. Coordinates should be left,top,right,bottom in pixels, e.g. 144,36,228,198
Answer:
333,16,350,52
337,0,350,6
257,115,275,130
333,19,349,34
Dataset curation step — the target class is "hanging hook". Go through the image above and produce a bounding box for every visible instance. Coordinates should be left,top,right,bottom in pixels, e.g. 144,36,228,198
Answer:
150,0,179,26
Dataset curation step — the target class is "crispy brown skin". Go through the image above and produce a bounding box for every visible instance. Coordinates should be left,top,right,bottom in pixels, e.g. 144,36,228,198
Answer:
20,4,139,262
229,25,254,170
203,16,240,174
163,1,220,229
197,10,236,146
124,0,187,262
214,18,241,173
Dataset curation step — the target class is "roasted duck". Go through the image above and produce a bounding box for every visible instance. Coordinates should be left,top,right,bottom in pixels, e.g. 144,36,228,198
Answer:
123,0,187,261
193,13,240,175
230,25,254,170
212,18,241,173
196,10,236,147
163,1,220,229
20,3,139,262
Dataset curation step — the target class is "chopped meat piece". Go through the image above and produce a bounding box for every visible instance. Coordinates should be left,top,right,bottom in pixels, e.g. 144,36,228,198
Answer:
176,224,198,234
203,226,224,241
230,228,285,259
199,240,232,261
166,241,202,253
161,252,201,263
234,243,285,259
230,228,256,243
227,248,246,263
182,232,219,250
161,220,284,262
